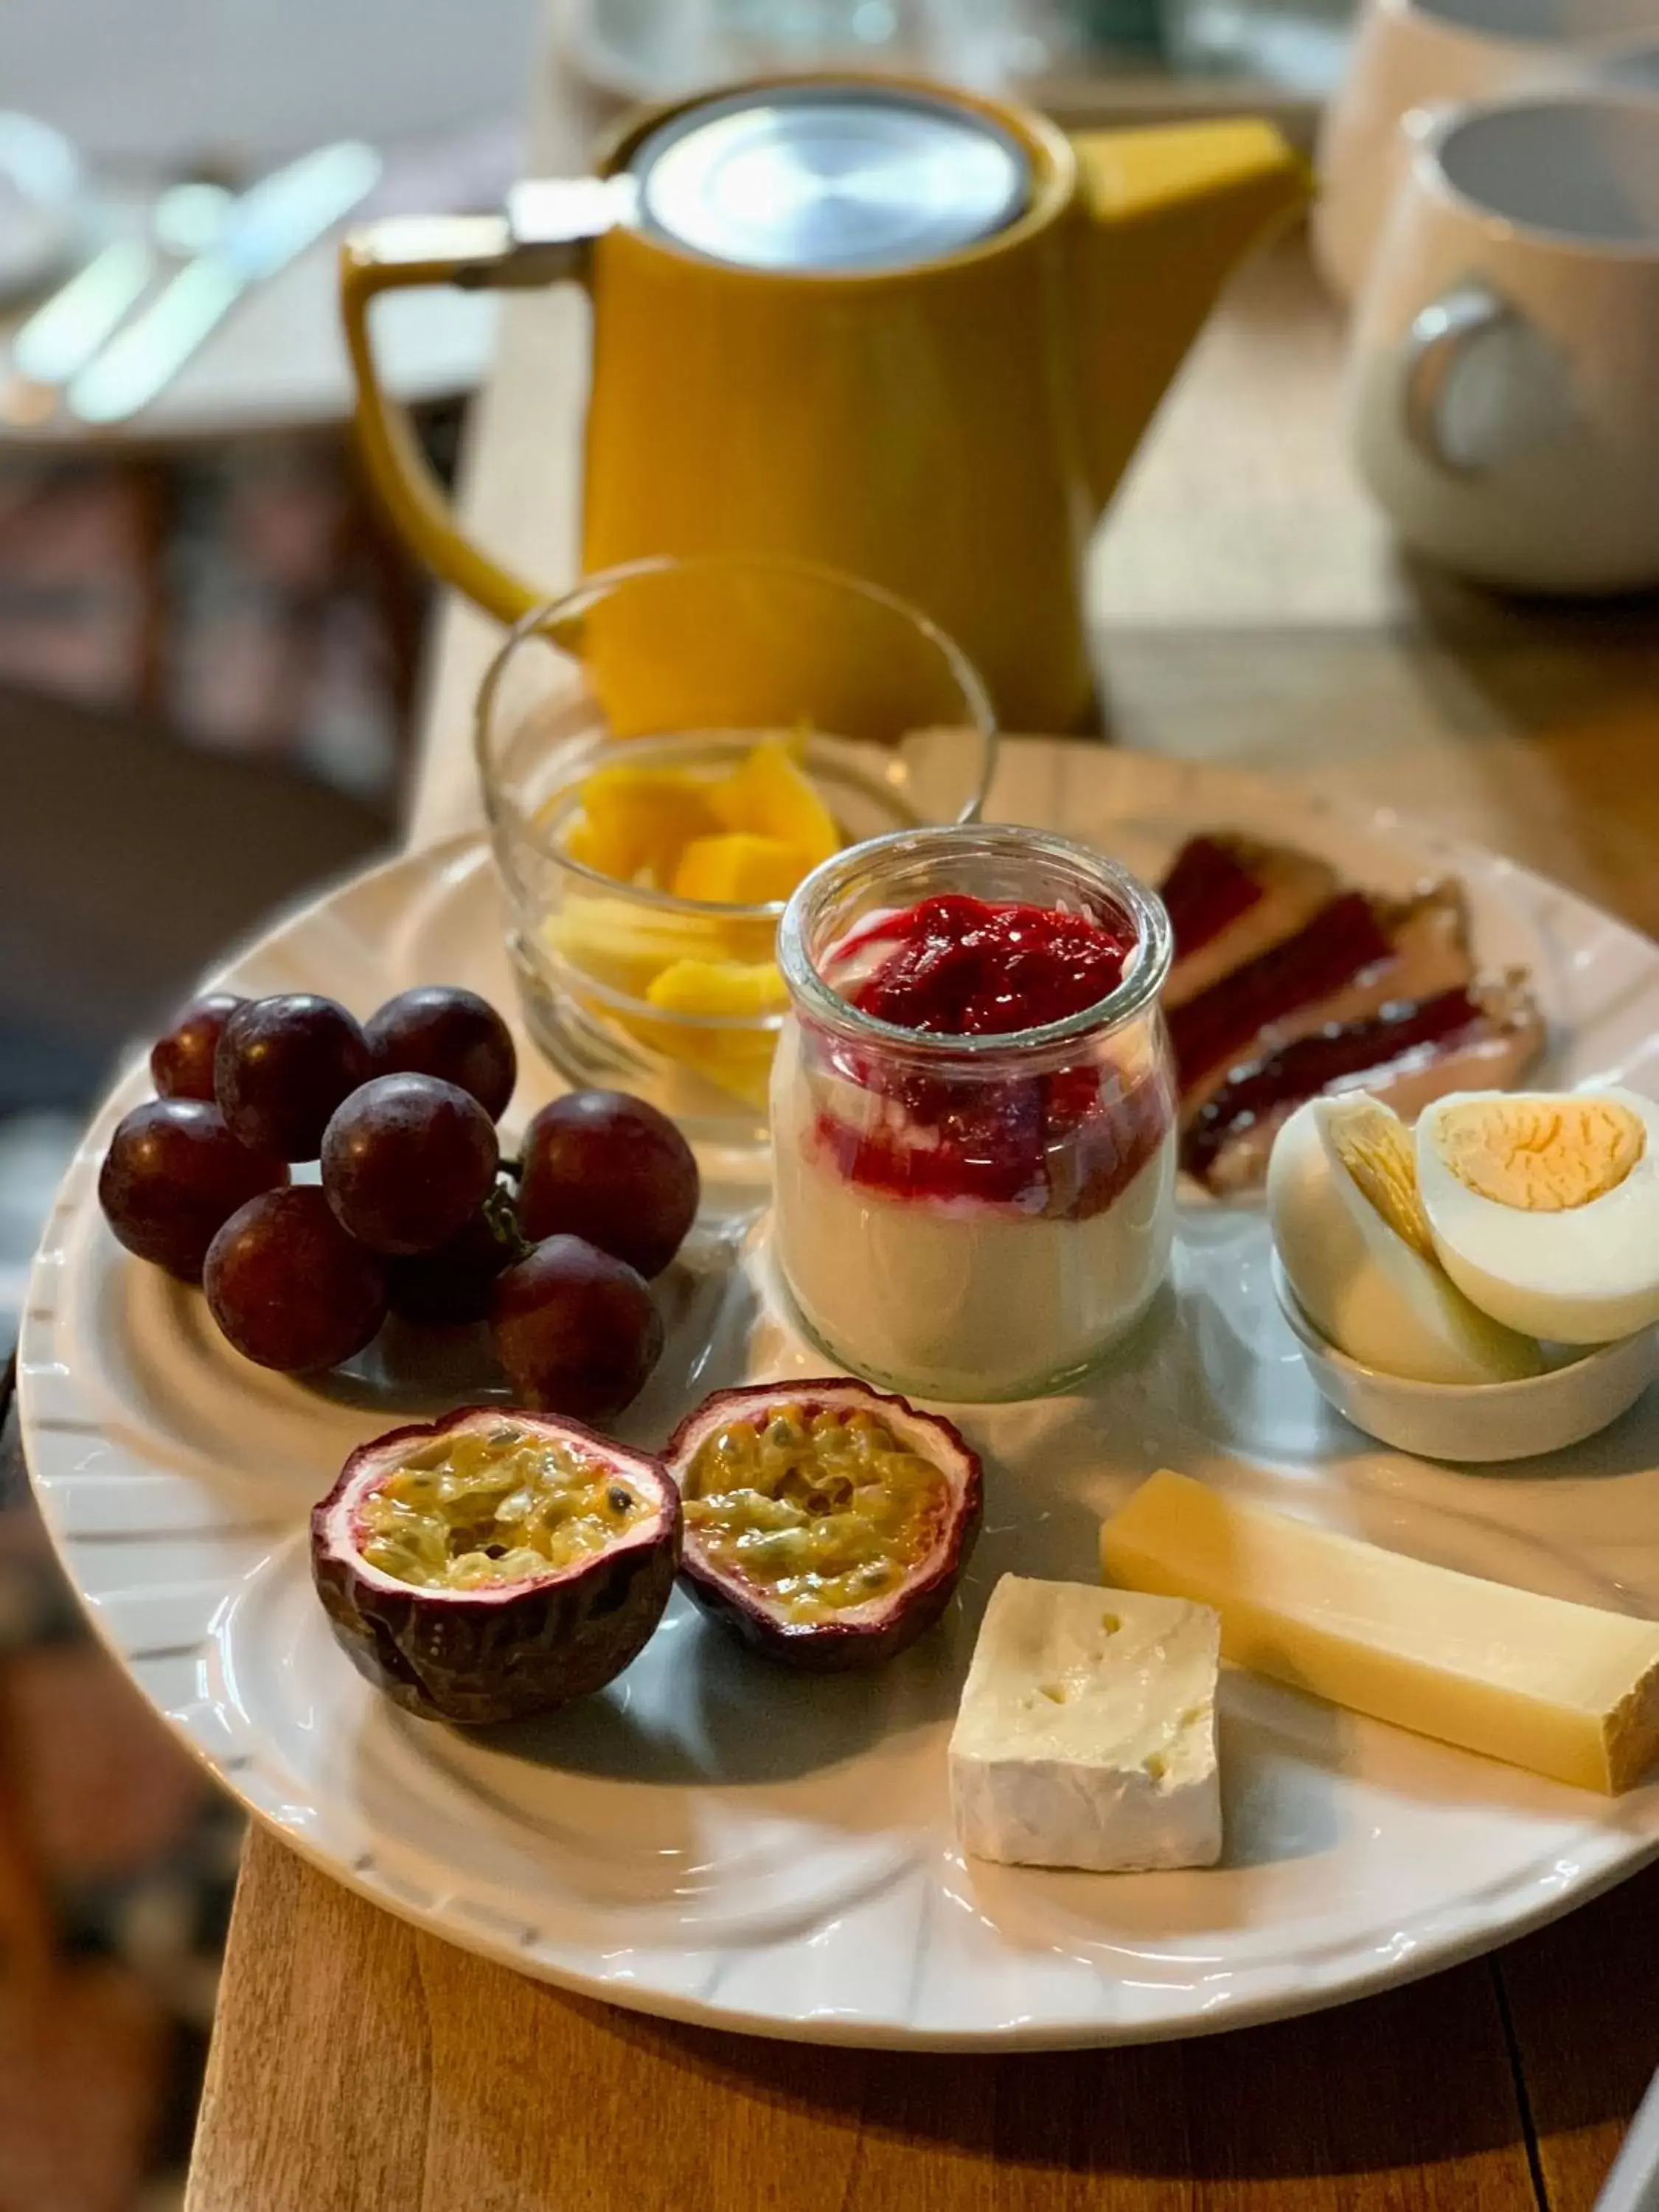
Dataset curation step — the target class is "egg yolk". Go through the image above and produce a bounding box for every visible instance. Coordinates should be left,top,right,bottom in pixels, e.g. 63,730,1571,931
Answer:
1431,1096,1645,1213
1325,1096,1436,1258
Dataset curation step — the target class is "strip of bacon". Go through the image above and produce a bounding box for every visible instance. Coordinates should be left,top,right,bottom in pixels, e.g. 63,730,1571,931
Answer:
1169,881,1475,1117
1169,891,1389,1091
1159,835,1262,950
1182,975,1545,1193
1161,835,1341,1010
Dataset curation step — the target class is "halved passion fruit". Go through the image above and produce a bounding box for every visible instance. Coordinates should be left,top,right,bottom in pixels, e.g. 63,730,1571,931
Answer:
665,1380,981,1670
310,1406,680,1725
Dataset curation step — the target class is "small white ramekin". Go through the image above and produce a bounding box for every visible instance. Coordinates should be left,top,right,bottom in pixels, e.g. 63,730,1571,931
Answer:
1270,1256,1659,1464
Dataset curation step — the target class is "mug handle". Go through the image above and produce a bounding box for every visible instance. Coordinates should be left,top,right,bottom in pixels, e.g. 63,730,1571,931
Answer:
1402,282,1512,475
339,180,636,622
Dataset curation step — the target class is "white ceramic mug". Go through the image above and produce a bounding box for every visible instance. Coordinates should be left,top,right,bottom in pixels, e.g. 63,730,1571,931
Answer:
1348,91,1659,592
1312,0,1659,301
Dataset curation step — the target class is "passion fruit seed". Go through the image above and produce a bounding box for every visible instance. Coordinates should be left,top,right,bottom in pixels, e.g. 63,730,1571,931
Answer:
681,1402,950,1627
358,1424,650,1591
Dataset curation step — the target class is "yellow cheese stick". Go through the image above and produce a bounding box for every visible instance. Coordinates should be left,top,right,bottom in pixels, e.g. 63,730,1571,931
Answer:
1099,1470,1659,1793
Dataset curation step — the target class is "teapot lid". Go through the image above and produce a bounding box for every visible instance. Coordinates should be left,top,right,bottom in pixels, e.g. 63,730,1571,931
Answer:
627,84,1031,274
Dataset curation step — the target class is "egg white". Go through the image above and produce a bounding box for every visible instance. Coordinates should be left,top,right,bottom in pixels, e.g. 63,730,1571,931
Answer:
1267,1096,1545,1385
1417,1087,1659,1345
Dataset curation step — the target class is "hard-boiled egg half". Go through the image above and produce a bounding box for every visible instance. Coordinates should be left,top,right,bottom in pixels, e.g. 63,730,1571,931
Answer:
1416,1088,1659,1344
1268,1093,1545,1384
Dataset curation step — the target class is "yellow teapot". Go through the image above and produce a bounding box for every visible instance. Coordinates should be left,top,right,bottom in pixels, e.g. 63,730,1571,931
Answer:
342,80,1306,729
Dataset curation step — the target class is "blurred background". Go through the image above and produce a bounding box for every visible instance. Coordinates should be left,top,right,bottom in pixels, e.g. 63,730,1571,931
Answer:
0,1,1347,2204
0,7,533,2206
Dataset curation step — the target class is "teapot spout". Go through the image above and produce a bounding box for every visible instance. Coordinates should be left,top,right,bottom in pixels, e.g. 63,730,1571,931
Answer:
1068,121,1310,513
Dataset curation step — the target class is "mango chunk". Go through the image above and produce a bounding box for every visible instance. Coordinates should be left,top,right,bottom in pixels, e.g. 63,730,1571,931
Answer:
641,958,788,1103
562,818,627,878
577,765,721,885
672,833,812,906
545,897,769,998
709,739,840,867
647,1029,778,1107
646,957,790,1021
545,734,833,1108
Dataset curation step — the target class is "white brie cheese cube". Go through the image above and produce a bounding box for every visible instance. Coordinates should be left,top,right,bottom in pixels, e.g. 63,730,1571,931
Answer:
949,1576,1222,1873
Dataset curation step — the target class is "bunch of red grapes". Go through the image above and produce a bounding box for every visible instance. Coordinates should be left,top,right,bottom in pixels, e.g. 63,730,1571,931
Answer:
98,987,699,1420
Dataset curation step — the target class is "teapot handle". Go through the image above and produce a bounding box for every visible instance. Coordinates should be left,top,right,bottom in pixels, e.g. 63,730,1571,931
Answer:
340,182,633,621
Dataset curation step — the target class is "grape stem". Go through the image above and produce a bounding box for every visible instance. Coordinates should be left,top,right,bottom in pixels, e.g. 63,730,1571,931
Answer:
484,1178,533,1264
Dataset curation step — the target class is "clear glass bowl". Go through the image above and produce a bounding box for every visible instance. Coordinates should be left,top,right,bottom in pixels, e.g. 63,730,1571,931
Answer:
771,824,1178,1400
475,555,997,1195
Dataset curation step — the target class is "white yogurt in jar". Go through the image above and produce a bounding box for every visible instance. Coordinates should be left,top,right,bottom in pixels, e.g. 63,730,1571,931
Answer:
768,830,1178,1403
769,1020,1176,1400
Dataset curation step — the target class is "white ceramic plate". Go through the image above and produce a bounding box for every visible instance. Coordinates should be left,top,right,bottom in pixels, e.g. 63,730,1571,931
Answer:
21,743,1659,2050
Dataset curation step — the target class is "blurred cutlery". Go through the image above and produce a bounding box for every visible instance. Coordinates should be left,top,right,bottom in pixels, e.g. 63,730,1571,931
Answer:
66,139,380,425
7,181,232,401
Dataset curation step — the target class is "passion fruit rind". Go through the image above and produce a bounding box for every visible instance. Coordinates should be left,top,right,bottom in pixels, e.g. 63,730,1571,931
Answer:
310,1405,681,1725
664,1380,982,1672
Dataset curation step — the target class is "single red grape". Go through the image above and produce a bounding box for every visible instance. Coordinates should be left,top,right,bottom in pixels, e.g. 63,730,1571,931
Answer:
490,1235,663,1419
518,1091,699,1277
150,992,246,1102
364,986,517,1122
215,995,371,1161
204,1187,387,1371
321,1073,498,1256
384,1204,518,1326
98,1099,288,1282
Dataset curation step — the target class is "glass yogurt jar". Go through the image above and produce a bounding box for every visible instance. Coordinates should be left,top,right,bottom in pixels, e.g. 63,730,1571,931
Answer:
771,826,1178,1401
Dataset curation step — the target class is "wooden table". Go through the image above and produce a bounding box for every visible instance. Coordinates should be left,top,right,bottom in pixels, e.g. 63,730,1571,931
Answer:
184,40,1659,2212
